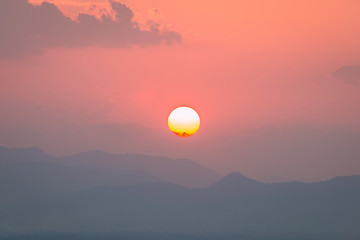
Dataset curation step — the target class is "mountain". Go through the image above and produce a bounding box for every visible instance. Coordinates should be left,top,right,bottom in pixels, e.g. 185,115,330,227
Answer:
56,150,221,188
0,147,49,165
209,172,262,190
0,147,222,188
0,161,159,208
1,173,360,239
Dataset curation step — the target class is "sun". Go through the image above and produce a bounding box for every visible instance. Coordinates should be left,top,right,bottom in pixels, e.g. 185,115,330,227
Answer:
168,107,200,137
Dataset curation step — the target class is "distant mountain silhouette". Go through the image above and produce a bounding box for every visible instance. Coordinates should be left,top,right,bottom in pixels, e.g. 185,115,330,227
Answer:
0,161,159,208
0,147,221,188
0,147,48,165
1,147,359,238
1,173,359,239
209,172,261,189
56,150,221,187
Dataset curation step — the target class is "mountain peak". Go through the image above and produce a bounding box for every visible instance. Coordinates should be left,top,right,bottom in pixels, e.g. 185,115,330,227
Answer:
209,172,261,189
221,172,256,182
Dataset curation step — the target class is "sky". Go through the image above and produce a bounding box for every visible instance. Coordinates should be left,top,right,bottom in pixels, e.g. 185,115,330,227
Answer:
1,0,360,182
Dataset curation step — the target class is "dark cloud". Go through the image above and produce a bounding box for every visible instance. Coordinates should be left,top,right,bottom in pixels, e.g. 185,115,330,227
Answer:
0,0,181,58
332,65,360,86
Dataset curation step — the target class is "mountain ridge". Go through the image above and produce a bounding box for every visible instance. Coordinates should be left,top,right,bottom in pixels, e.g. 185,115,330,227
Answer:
1,173,359,236
0,146,222,188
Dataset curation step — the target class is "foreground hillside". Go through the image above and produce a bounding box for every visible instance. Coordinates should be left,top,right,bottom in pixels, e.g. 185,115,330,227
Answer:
1,172,359,239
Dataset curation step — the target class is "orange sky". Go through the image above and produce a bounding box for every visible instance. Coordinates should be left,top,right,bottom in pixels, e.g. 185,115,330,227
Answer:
26,0,360,127
1,0,360,182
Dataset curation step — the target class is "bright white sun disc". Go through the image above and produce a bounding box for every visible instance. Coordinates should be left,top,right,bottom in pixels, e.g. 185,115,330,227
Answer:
168,107,200,137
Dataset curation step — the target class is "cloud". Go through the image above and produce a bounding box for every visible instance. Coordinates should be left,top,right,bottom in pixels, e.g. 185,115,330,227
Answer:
0,0,181,58
332,65,360,86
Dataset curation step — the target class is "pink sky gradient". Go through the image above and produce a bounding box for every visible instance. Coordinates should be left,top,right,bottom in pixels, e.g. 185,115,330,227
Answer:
1,0,360,182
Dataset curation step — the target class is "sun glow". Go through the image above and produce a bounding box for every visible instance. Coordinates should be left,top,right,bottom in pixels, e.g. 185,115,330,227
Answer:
168,107,200,137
